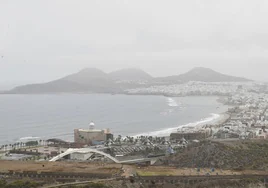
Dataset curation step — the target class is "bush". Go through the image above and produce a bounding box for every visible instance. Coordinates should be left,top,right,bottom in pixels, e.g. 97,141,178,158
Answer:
67,183,109,188
84,183,109,188
0,180,7,187
4,180,41,188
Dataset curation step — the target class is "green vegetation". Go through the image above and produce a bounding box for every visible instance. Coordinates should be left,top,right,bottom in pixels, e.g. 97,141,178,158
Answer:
0,179,43,188
180,179,265,188
167,140,268,170
25,141,38,147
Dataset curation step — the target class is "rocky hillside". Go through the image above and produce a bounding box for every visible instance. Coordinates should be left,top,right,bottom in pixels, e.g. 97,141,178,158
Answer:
165,140,268,170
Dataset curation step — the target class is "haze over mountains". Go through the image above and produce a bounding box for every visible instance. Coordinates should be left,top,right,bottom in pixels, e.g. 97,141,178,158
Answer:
6,67,251,94
158,67,250,83
109,68,153,81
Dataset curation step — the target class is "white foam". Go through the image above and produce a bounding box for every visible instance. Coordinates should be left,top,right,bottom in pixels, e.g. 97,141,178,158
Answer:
18,136,41,142
133,113,221,137
160,109,175,116
167,98,178,107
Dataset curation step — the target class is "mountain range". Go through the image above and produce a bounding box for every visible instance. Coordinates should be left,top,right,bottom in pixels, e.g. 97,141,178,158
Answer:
6,67,251,94
157,67,250,83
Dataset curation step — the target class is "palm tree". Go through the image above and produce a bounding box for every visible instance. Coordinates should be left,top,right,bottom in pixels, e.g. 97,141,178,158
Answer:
116,135,122,144
44,140,48,146
118,135,122,140
39,140,42,146
129,137,134,144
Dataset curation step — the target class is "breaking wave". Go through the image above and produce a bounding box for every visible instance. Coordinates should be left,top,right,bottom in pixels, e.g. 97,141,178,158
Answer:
133,113,221,137
17,136,41,142
167,98,178,107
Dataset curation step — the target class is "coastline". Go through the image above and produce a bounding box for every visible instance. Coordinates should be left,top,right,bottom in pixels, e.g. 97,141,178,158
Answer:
185,112,230,132
0,94,230,144
133,95,230,137
200,113,230,129
133,112,230,138
0,90,230,98
184,95,230,133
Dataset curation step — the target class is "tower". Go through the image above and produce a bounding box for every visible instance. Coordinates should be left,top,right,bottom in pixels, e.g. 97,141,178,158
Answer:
89,121,95,130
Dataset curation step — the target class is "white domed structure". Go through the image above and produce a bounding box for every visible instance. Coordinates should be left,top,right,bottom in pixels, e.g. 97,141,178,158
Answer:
89,122,95,129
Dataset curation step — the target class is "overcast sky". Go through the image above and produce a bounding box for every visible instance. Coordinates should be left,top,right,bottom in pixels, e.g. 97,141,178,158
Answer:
1,0,268,89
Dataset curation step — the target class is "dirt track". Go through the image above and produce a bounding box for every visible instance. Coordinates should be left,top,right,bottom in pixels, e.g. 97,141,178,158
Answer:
0,160,121,174
136,166,268,176
1,160,267,177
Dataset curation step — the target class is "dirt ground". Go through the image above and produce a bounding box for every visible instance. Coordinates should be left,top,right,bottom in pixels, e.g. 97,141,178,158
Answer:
136,166,268,176
0,160,122,174
0,160,267,177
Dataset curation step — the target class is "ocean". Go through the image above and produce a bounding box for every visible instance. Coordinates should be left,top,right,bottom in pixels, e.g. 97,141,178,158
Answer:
0,94,228,145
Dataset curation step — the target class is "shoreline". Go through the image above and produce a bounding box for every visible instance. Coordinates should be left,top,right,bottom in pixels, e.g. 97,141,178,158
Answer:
0,94,230,145
200,113,230,129
0,91,230,98
133,95,230,137
184,112,230,132
132,112,230,138
0,112,230,147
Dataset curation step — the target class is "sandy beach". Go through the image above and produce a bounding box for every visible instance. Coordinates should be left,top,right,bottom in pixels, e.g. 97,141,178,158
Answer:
209,113,230,126
183,113,230,133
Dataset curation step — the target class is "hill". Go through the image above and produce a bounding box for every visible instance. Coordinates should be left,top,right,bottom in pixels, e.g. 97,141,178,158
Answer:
61,68,115,88
159,67,251,83
8,68,154,94
165,140,268,170
7,67,252,94
109,68,153,81
9,68,120,94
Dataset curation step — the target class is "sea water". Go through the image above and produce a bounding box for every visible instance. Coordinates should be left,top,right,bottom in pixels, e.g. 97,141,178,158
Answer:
0,94,228,144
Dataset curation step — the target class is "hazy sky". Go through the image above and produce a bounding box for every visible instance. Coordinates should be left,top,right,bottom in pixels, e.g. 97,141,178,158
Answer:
1,0,268,89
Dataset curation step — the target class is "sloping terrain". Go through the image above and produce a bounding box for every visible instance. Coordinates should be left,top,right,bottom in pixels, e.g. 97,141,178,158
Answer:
9,68,120,94
158,67,251,83
166,140,268,170
109,68,153,81
6,67,252,94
